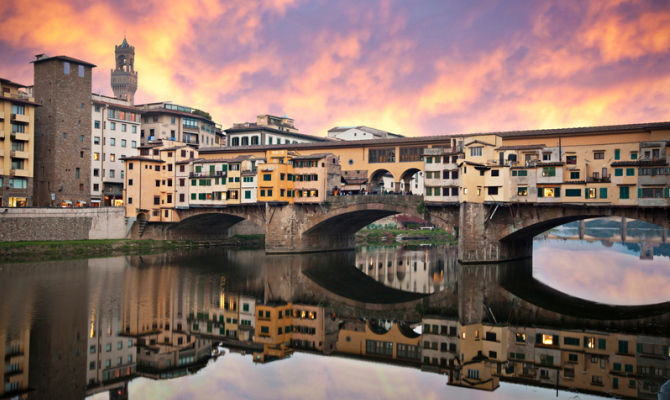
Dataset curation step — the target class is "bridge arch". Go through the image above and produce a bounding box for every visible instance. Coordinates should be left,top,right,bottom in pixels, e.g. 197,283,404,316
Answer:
399,167,422,195
459,202,670,263
369,168,395,194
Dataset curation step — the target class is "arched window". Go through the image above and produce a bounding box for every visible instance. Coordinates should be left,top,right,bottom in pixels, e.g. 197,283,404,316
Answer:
251,136,259,145
232,137,240,146
241,137,249,146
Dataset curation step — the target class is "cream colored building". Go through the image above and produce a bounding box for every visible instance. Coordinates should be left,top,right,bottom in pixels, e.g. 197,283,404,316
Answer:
137,102,218,147
0,78,36,207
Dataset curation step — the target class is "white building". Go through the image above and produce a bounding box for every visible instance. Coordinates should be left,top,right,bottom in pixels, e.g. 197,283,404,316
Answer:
91,94,141,206
225,114,330,147
327,125,403,141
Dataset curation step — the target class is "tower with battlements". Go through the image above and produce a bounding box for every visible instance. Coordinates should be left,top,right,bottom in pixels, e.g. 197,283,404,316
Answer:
111,37,137,104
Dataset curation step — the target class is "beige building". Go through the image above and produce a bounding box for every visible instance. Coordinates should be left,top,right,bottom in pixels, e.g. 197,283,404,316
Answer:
226,114,329,147
0,78,37,207
137,102,217,147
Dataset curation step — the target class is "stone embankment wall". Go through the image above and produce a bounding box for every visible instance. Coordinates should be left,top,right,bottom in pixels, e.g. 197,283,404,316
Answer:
0,207,126,242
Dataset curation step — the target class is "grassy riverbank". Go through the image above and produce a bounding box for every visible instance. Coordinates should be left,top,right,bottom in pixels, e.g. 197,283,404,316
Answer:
0,235,265,263
356,227,456,246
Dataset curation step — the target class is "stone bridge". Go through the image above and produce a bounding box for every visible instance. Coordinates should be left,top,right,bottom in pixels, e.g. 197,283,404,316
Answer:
135,195,669,263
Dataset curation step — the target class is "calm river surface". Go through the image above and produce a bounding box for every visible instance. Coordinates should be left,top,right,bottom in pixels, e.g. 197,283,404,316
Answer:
1,218,668,400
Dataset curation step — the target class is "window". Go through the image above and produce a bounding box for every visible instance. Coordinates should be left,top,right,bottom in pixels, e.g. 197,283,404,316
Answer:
369,148,396,163
470,146,482,157
487,187,499,195
542,167,556,177
132,125,137,133
110,122,116,130
566,155,577,164
511,169,528,177
569,171,580,180
564,337,580,346
585,188,597,199
78,65,84,77
491,169,499,177
515,332,526,342
11,159,24,170
75,167,80,178
565,189,581,197
11,123,25,133
110,138,116,146
625,168,635,176
542,153,551,161
131,140,136,148
64,61,70,74
618,340,629,354
109,169,115,178
399,147,424,162
619,186,630,199
614,168,623,176
594,151,604,159
614,149,620,160
263,174,271,181
630,151,638,160
538,187,560,198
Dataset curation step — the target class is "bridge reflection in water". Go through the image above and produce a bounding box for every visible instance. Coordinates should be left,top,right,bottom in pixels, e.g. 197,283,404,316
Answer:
0,245,668,399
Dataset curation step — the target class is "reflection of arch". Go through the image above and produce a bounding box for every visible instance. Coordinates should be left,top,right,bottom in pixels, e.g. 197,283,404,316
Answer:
396,262,406,281
498,260,670,319
369,169,394,194
400,168,421,194
387,261,394,283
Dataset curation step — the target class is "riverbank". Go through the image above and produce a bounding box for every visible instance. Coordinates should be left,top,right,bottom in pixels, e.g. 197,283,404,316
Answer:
355,227,455,246
0,235,265,263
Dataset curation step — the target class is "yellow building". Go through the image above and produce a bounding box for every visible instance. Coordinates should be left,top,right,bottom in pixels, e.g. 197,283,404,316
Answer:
292,153,341,203
257,150,296,203
253,302,294,362
0,78,37,207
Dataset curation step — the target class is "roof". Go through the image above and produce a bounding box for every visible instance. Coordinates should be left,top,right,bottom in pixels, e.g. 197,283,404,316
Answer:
224,125,331,142
119,37,131,48
32,55,96,68
139,106,214,124
199,134,458,154
495,144,546,151
328,125,404,138
611,159,668,167
464,139,496,147
0,95,40,106
92,98,140,113
0,78,28,88
495,121,670,138
291,153,333,160
121,156,164,162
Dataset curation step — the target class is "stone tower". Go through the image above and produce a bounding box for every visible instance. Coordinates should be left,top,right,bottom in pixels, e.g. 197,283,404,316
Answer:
111,37,138,104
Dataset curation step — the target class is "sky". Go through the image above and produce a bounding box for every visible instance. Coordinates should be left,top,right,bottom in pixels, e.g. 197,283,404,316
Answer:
533,239,670,305
1,0,670,137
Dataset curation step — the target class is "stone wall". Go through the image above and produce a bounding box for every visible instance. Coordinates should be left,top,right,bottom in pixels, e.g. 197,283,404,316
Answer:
0,207,125,242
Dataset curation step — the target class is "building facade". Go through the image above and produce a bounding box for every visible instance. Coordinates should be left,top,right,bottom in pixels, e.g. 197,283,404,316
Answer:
137,102,217,147
0,78,37,207
91,94,141,206
327,125,403,141
33,54,96,207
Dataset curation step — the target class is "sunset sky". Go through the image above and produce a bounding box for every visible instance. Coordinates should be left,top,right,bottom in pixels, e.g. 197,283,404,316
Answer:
2,0,670,137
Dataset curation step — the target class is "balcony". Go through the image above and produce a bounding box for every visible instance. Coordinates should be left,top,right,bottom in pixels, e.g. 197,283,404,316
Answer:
11,132,30,141
189,171,226,178
10,150,30,159
12,168,31,177
11,113,30,124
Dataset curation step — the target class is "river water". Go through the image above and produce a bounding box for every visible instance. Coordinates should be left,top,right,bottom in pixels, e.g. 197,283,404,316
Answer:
0,218,668,399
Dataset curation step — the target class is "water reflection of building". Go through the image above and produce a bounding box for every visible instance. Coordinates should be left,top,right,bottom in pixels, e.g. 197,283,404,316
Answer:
335,319,421,364
86,257,136,399
356,246,458,294
417,316,669,399
0,319,31,399
252,302,337,363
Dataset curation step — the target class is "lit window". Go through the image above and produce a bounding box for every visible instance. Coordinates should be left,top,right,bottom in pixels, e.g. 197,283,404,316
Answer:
93,152,100,160
542,334,554,345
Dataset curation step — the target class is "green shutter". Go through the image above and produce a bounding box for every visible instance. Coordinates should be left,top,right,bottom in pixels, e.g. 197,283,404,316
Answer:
614,149,620,160
615,168,623,176
555,188,560,197
599,188,607,199
638,188,642,198
538,188,543,198
664,187,669,198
